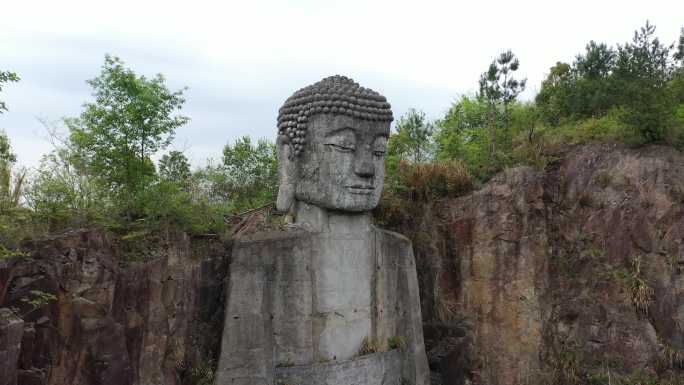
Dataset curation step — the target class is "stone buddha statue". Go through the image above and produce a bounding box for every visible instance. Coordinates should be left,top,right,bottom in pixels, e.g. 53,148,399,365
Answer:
275,75,392,216
215,76,429,385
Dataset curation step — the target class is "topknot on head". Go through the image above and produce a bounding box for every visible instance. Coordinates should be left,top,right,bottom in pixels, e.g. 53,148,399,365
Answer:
277,75,393,156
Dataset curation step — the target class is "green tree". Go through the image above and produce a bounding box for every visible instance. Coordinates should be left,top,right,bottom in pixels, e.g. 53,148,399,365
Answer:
0,70,19,114
675,27,684,65
159,150,191,187
536,62,573,125
0,133,31,252
478,50,526,152
536,22,683,146
434,96,500,180
537,42,618,124
671,28,684,102
670,28,684,147
387,109,435,163
576,41,615,79
24,130,102,230
574,41,616,118
498,51,527,134
0,72,30,247
614,21,676,143
0,70,20,208
479,61,503,153
0,131,23,211
221,136,277,212
537,42,619,124
434,96,487,162
509,102,540,143
69,55,189,217
0,130,16,170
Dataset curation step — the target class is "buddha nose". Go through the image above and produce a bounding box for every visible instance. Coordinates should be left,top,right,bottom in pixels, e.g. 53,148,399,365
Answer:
354,150,375,178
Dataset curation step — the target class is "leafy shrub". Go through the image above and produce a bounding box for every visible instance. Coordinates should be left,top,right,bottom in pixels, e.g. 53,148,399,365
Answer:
508,126,564,170
0,207,34,251
14,290,58,320
220,136,277,213
137,180,193,229
0,243,28,261
25,149,104,231
435,96,509,181
666,103,684,149
548,109,625,145
387,335,406,350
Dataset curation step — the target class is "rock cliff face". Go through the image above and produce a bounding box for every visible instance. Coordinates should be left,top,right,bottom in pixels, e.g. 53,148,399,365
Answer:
1,144,683,385
0,230,229,385
383,144,684,384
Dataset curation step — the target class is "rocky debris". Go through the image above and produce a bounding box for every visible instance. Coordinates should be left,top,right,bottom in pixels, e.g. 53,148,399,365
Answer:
386,144,684,385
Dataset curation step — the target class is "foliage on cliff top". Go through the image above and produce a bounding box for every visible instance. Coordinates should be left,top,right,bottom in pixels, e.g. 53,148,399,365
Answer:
1,21,684,252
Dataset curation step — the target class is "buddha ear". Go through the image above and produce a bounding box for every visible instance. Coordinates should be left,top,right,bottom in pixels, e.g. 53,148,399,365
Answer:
276,135,296,213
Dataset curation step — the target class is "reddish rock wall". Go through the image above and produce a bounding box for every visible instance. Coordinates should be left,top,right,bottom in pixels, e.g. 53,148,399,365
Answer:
383,144,684,384
0,230,229,385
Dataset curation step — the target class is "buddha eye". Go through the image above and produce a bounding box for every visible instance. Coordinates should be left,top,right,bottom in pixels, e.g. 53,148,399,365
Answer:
324,128,357,154
326,143,356,153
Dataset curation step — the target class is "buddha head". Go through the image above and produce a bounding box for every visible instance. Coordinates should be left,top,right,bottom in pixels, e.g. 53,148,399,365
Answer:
276,75,393,213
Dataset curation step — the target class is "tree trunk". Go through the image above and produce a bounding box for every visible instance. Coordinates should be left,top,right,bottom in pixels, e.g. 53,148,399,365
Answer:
489,104,497,157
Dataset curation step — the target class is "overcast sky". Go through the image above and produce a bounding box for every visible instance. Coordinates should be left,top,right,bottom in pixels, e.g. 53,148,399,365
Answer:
1,0,683,168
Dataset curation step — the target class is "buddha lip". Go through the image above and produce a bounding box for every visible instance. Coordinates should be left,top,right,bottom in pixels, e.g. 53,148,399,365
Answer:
346,185,375,194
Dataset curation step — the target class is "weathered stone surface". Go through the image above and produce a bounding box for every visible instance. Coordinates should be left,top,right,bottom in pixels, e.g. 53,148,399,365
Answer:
383,144,684,384
275,350,403,385
218,75,428,385
0,307,24,385
0,229,230,385
215,221,429,385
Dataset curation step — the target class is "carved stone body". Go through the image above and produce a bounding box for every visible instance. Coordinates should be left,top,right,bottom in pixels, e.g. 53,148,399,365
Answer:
215,76,429,385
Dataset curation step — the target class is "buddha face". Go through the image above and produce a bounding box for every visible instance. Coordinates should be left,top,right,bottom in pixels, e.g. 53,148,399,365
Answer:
289,113,390,212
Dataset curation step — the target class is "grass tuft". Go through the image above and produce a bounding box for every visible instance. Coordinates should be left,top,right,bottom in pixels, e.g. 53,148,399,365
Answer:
358,336,381,356
393,159,473,201
630,256,654,317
